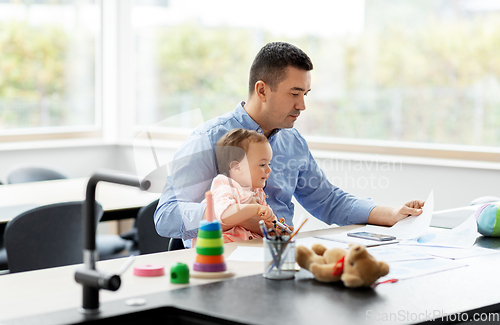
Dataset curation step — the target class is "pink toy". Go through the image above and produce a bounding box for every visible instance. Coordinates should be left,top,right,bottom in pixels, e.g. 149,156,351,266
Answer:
133,264,165,277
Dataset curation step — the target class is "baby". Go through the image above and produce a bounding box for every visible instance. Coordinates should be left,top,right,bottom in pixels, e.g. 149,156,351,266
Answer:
206,128,279,243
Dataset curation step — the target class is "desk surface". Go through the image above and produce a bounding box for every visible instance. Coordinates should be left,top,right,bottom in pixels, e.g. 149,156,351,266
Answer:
0,178,160,223
1,225,500,325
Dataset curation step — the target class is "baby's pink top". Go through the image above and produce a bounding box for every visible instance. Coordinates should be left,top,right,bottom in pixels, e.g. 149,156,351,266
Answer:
205,174,267,243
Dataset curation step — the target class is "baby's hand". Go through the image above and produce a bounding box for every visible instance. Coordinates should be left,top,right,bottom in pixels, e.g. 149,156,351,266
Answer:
248,196,261,205
258,206,275,224
278,217,294,233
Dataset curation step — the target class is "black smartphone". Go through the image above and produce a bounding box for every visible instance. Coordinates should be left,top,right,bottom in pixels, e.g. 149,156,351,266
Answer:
347,231,396,241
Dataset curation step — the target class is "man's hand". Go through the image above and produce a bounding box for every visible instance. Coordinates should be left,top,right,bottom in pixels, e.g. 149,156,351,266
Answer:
368,200,425,226
392,199,425,223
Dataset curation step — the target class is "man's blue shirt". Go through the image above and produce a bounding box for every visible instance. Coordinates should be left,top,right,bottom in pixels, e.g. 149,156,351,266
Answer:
154,102,376,245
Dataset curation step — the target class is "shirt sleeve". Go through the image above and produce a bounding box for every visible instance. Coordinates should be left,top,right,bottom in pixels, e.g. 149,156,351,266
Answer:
292,135,377,226
154,131,217,240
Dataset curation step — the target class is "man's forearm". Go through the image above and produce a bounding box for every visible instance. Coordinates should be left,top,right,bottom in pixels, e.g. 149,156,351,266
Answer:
367,206,397,226
155,195,206,240
368,201,424,227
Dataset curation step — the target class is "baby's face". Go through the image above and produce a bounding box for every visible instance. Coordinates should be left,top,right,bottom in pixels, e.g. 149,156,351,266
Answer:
244,141,272,189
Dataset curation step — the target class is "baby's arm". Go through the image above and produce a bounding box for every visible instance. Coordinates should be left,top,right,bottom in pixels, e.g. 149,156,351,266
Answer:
237,215,265,234
221,204,277,235
210,176,276,233
221,203,265,226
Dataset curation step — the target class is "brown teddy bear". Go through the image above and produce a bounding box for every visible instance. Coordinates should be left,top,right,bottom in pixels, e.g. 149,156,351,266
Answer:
296,243,389,288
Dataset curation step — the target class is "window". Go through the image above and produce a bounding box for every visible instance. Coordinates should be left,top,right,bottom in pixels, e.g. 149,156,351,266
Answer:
0,0,100,141
130,0,500,158
2,1,499,156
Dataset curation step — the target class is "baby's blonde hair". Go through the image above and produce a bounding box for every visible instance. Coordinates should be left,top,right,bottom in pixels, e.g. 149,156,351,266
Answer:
215,128,268,176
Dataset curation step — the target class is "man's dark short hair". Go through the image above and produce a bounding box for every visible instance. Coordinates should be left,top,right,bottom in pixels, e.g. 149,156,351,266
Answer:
249,42,313,94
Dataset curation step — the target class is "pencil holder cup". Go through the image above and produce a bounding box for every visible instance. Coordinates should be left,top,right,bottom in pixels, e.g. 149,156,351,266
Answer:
263,239,296,280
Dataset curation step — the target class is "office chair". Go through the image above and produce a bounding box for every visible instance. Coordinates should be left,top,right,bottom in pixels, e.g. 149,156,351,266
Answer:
0,247,7,273
5,165,67,184
0,222,6,272
125,199,184,255
0,165,69,272
135,199,170,254
1,165,68,270
0,177,6,270
168,238,185,251
4,201,103,273
1,165,129,262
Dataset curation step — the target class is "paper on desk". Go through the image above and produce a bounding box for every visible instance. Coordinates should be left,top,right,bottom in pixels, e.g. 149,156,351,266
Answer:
226,237,349,263
378,257,468,282
356,190,434,240
367,246,435,263
399,215,478,248
295,236,349,250
401,245,499,260
227,246,264,262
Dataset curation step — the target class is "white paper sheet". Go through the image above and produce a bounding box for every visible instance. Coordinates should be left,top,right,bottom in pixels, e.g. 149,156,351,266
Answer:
360,190,434,240
378,257,468,281
226,246,264,262
367,246,435,263
399,215,478,248
295,236,349,249
401,245,499,260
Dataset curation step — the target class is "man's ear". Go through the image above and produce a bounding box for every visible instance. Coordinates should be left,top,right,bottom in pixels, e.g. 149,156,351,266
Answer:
229,161,241,173
255,80,268,102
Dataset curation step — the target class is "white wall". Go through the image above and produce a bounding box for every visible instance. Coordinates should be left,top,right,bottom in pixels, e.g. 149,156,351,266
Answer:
292,153,500,230
0,144,128,183
313,155,499,210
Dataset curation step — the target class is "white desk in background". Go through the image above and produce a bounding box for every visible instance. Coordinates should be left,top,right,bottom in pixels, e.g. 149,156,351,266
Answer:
0,178,160,223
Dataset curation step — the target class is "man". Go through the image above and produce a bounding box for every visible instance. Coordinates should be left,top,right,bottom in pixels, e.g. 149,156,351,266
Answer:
154,42,424,247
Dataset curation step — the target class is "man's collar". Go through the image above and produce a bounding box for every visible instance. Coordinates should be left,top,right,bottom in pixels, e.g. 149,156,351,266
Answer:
234,101,281,139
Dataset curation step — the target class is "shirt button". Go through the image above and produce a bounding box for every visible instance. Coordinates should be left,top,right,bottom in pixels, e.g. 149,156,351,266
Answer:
266,194,269,199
